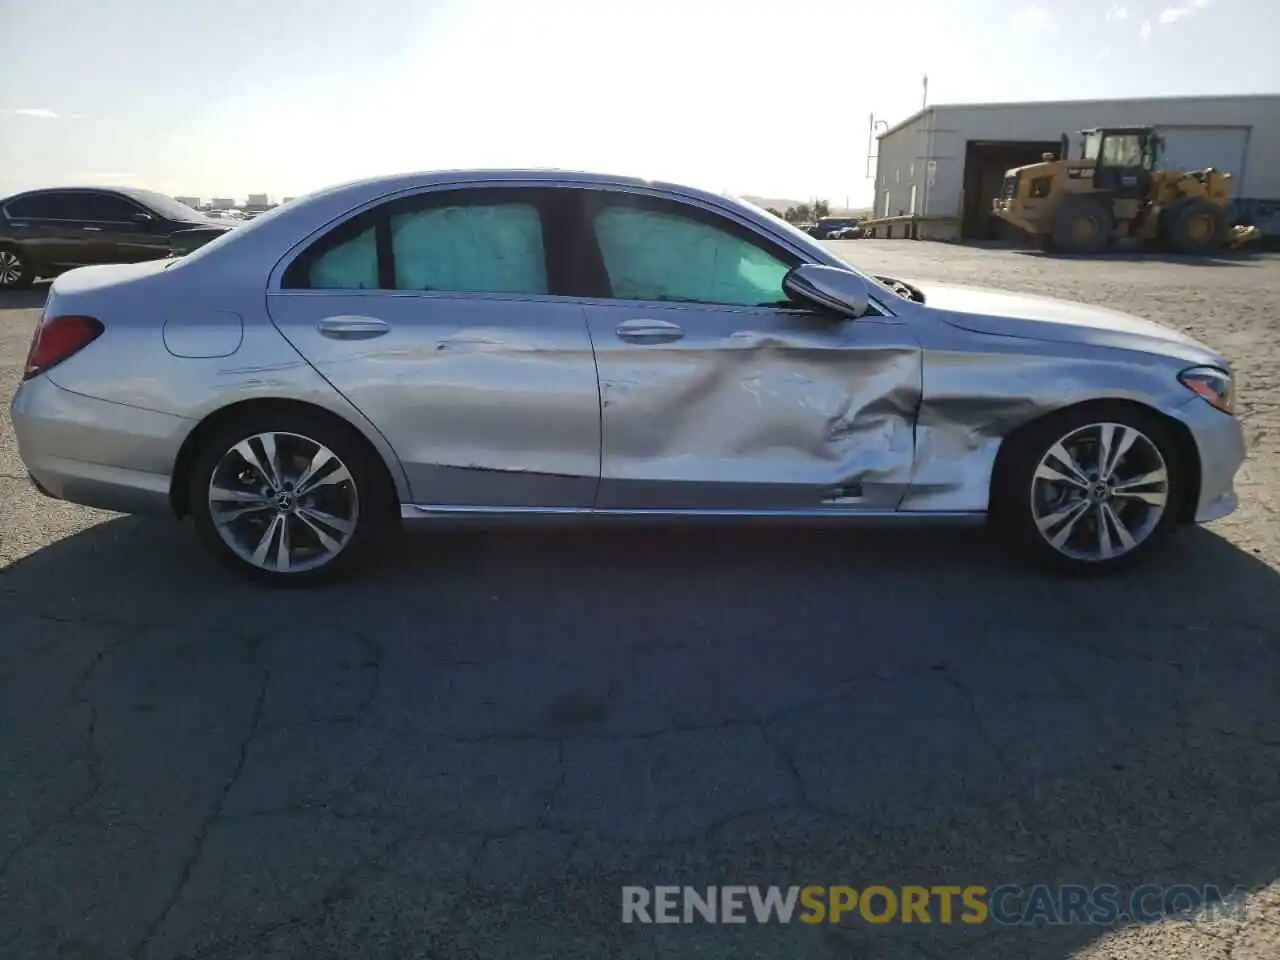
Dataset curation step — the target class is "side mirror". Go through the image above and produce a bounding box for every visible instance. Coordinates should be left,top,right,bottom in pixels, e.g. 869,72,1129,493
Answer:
782,264,870,319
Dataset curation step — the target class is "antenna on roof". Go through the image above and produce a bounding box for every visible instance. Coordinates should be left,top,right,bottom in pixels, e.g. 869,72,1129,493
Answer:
922,74,928,110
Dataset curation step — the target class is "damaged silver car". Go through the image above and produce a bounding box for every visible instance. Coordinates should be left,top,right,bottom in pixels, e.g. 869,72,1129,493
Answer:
11,170,1245,585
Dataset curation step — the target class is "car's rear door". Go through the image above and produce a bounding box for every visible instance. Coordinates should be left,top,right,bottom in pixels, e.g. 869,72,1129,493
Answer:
572,188,922,512
3,191,88,268
266,185,601,509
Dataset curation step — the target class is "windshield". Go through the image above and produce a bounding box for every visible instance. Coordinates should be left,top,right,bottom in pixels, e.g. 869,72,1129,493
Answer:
127,188,217,223
1101,134,1144,166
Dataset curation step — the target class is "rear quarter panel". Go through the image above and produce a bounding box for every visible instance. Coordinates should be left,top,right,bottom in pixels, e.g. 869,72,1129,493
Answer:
37,261,414,502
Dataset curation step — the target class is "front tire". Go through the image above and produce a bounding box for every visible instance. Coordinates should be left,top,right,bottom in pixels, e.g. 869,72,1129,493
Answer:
992,404,1186,575
1166,198,1228,255
189,410,396,586
0,246,35,290
1050,196,1114,255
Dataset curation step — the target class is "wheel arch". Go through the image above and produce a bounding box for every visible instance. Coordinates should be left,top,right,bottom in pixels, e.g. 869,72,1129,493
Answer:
989,398,1201,523
169,397,404,519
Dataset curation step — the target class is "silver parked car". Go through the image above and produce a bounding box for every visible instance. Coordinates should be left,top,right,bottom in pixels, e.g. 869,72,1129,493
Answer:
11,170,1244,585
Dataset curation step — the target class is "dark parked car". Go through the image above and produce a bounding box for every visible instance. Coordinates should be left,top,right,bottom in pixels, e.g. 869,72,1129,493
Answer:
810,217,863,239
0,187,231,289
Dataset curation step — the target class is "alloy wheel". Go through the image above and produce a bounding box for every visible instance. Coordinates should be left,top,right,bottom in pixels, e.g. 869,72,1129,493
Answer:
207,431,360,573
1030,421,1169,562
0,251,22,287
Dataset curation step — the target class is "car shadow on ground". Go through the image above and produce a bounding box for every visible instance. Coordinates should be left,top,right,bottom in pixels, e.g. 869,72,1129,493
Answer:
957,236,1270,267
1,517,1278,958
0,282,51,312
1011,248,1266,267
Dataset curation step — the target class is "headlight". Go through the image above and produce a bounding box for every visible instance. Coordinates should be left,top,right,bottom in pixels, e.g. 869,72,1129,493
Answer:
1179,366,1234,414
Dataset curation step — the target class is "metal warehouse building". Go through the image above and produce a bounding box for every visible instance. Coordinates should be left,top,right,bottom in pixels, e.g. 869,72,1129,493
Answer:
873,93,1280,241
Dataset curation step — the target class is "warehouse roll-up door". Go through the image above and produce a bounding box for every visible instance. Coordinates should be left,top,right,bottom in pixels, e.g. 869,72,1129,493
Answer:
1158,126,1250,181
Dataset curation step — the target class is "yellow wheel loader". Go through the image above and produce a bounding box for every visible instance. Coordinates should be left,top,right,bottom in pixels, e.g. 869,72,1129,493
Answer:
992,126,1261,255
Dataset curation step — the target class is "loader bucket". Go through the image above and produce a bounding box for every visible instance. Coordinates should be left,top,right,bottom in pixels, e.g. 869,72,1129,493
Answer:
1228,224,1263,249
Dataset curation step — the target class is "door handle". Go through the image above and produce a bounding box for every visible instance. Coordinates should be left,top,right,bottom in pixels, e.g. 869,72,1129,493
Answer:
616,318,684,344
81,226,104,232
317,315,390,340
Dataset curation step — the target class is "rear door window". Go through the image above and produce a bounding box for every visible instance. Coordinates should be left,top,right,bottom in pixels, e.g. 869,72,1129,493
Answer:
389,201,547,294
283,188,554,295
309,225,379,290
6,192,77,219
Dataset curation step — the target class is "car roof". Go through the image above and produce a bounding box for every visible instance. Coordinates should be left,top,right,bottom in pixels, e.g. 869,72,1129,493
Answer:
0,185,171,212
3,185,131,199
284,168,733,209
2,171,731,211
174,167,849,278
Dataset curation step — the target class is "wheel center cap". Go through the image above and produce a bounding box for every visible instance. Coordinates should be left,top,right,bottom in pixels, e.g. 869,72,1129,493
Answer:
276,492,295,512
1089,482,1110,502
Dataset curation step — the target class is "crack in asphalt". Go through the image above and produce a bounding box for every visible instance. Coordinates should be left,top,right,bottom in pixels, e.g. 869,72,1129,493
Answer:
125,626,398,957
130,648,270,960
0,625,130,882
176,826,415,960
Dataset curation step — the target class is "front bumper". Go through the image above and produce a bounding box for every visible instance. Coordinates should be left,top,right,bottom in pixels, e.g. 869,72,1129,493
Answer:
11,375,189,515
1168,393,1246,524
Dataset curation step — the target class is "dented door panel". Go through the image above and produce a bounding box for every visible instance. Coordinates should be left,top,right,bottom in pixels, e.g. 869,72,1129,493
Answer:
584,303,922,510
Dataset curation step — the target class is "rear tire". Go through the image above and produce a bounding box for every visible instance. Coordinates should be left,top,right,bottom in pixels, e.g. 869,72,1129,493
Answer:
1050,197,1114,255
1166,198,1228,255
0,246,35,290
991,403,1186,576
188,409,398,587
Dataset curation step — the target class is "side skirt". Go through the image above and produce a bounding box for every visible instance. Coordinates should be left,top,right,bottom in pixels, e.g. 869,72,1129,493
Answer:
400,504,986,527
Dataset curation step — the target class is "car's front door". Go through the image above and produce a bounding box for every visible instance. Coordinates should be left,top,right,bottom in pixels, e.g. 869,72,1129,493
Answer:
79,192,171,263
266,186,601,509
573,190,922,512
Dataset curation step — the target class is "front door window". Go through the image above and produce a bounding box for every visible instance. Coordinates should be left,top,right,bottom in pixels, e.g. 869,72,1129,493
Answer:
588,200,792,307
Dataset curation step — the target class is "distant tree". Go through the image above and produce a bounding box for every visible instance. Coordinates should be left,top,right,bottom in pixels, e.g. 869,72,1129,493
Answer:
812,198,831,219
765,207,785,218
792,202,812,223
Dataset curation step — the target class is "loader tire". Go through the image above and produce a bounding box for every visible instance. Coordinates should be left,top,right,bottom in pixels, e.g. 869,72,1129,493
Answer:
1166,198,1228,256
1050,197,1113,255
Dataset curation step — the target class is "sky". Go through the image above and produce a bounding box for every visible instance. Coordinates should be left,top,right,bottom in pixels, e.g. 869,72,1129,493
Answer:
0,0,1276,208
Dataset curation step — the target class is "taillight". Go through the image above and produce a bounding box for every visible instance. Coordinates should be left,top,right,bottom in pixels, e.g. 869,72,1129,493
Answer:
23,315,104,380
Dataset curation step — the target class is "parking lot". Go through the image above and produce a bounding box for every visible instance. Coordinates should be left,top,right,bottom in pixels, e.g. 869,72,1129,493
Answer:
1,240,1279,959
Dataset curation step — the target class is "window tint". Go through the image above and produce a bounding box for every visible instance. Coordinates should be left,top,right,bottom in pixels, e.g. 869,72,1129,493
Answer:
49,193,94,219
309,226,379,290
591,203,791,306
6,193,75,219
391,202,547,294
83,192,143,221
286,196,551,294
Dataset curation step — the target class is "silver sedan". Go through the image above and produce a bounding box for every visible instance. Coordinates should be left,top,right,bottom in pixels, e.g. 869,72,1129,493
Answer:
10,170,1245,585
